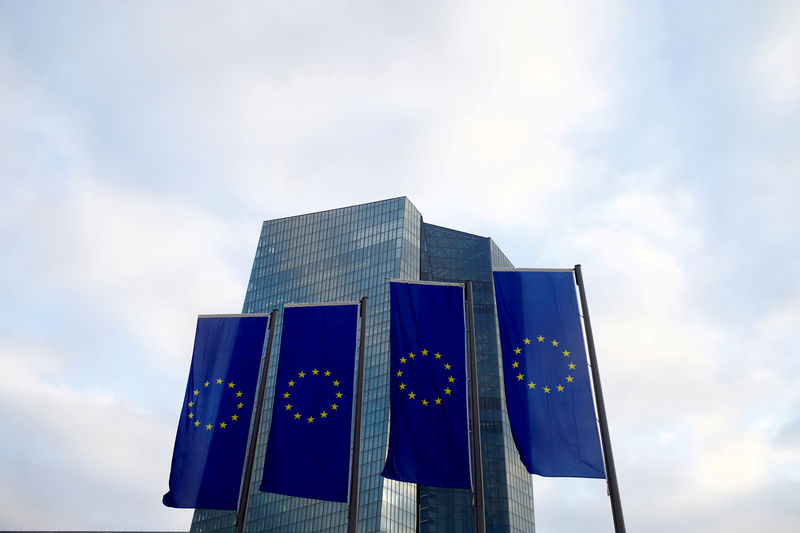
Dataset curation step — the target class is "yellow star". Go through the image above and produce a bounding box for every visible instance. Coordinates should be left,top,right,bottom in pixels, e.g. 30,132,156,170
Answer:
435,352,442,359
194,420,200,427
448,376,455,383
288,380,295,387
514,347,522,354
283,392,290,398
435,397,442,405
409,352,416,359
551,340,559,347
528,381,536,389
232,414,238,421
193,390,199,396
285,404,293,410
408,392,416,399
557,385,565,392
421,349,429,355
422,399,429,406
294,413,302,419
325,370,331,376
220,422,227,429
204,381,210,387
444,387,452,395
516,373,524,381
399,382,406,390
321,411,328,418
396,370,403,377
400,357,407,364
237,402,244,409
228,382,235,388
188,412,194,419
512,361,519,368
562,350,570,357
543,386,551,393
205,424,213,430
333,380,340,387
524,338,531,344
307,416,314,423
444,363,452,370
187,401,194,408
336,392,343,398
566,375,574,382
312,369,319,375
216,378,223,384
331,403,338,410
537,335,545,342
298,371,306,378
236,391,243,397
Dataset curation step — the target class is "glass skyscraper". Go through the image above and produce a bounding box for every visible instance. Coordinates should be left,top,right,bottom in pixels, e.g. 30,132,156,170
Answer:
191,197,535,533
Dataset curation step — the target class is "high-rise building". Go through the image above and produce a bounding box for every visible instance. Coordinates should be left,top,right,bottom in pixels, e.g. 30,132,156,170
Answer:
191,197,535,533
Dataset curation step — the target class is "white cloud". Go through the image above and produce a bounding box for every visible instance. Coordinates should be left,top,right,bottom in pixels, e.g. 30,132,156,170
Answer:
751,3,800,113
0,343,193,530
408,2,623,232
1,150,250,371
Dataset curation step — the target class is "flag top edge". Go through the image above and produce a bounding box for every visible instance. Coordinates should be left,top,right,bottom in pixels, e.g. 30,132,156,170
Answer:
197,313,272,318
493,268,574,273
388,278,465,287
284,301,361,308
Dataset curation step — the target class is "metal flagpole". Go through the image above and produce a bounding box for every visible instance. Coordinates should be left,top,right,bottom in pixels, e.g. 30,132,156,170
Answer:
415,484,421,533
347,297,369,533
235,309,279,533
574,265,626,533
464,281,486,533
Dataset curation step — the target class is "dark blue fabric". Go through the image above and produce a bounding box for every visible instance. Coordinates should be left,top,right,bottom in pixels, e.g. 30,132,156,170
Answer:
163,315,269,509
493,271,605,478
381,282,471,489
260,304,359,502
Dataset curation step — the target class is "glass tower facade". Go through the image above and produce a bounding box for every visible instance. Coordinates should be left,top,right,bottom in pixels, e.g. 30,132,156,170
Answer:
191,197,535,533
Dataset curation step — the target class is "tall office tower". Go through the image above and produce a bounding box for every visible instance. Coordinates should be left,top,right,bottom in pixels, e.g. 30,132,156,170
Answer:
191,198,535,533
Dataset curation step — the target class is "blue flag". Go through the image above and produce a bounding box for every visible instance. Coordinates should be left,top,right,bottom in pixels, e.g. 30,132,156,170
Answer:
493,270,605,478
381,281,471,489
163,314,269,509
260,303,359,502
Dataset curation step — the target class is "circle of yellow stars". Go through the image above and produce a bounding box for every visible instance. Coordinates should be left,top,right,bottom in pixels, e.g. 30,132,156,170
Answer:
282,368,342,424
396,348,455,407
187,378,246,431
511,336,577,395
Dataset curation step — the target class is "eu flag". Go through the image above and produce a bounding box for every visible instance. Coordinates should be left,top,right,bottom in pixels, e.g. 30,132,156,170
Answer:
163,314,269,509
260,303,359,502
493,270,605,478
381,281,471,489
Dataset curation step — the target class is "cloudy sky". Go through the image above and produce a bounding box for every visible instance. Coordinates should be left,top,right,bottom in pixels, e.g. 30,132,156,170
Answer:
1,1,799,531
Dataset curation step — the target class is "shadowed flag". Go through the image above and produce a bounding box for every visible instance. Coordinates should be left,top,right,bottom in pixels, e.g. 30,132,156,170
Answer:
260,303,359,502
381,281,471,489
493,270,605,478
163,315,269,509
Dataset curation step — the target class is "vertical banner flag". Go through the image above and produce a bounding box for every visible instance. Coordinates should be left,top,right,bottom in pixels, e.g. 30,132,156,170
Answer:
260,303,359,502
163,315,269,509
382,281,472,489
493,270,605,478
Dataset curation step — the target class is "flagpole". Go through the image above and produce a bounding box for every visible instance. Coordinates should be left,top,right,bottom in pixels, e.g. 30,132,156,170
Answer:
464,280,486,533
235,308,279,533
574,265,626,533
347,297,368,533
415,484,421,533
